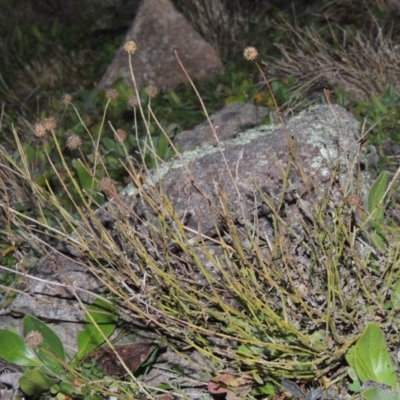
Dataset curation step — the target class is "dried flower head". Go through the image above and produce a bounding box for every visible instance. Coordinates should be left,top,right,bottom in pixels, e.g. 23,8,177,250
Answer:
66,135,82,150
25,331,43,348
127,95,139,107
243,46,258,61
106,89,119,100
61,93,73,106
43,117,57,131
145,85,159,98
99,177,118,198
114,129,127,142
346,193,362,208
33,122,46,138
124,40,137,54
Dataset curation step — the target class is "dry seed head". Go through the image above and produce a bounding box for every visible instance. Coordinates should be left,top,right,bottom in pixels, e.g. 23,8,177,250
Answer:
33,122,46,138
114,129,128,142
25,331,43,348
61,93,73,106
145,85,159,98
243,46,258,61
124,40,137,54
106,89,119,100
99,177,118,198
346,193,363,208
66,135,82,150
43,117,57,131
127,95,139,107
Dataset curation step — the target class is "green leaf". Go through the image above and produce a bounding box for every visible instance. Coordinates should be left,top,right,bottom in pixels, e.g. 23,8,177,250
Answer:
252,371,263,385
391,280,400,310
370,230,387,251
348,323,397,389
166,89,182,106
23,143,36,163
115,144,127,158
368,171,388,224
157,135,168,159
362,387,400,400
102,137,117,152
348,380,361,392
59,381,81,396
0,329,42,367
371,94,388,114
23,315,65,372
72,159,94,194
29,25,42,42
225,94,248,104
252,382,275,396
165,123,179,136
19,369,59,396
237,344,264,355
128,134,137,148
367,171,389,250
75,298,118,360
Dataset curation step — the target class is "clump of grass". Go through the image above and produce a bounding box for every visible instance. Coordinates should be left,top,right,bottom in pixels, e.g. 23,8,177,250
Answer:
266,24,400,108
1,42,400,400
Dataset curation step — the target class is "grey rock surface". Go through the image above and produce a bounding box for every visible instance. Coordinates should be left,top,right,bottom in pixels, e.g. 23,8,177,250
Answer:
120,103,364,237
174,102,270,151
98,0,223,91
0,104,367,397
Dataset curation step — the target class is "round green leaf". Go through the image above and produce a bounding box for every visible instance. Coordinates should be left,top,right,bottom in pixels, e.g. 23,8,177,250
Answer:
362,387,400,400
23,315,65,372
353,323,397,389
23,315,65,360
0,329,42,367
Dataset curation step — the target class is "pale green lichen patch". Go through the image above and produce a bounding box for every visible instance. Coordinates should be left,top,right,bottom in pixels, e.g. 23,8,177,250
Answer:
289,105,360,178
122,104,361,198
123,124,278,197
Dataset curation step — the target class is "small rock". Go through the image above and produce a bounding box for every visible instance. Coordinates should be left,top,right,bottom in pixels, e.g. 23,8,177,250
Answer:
174,102,270,151
98,0,223,91
381,140,400,157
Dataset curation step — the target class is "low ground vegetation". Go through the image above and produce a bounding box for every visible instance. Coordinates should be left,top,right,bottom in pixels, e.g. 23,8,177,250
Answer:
1,1,400,399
